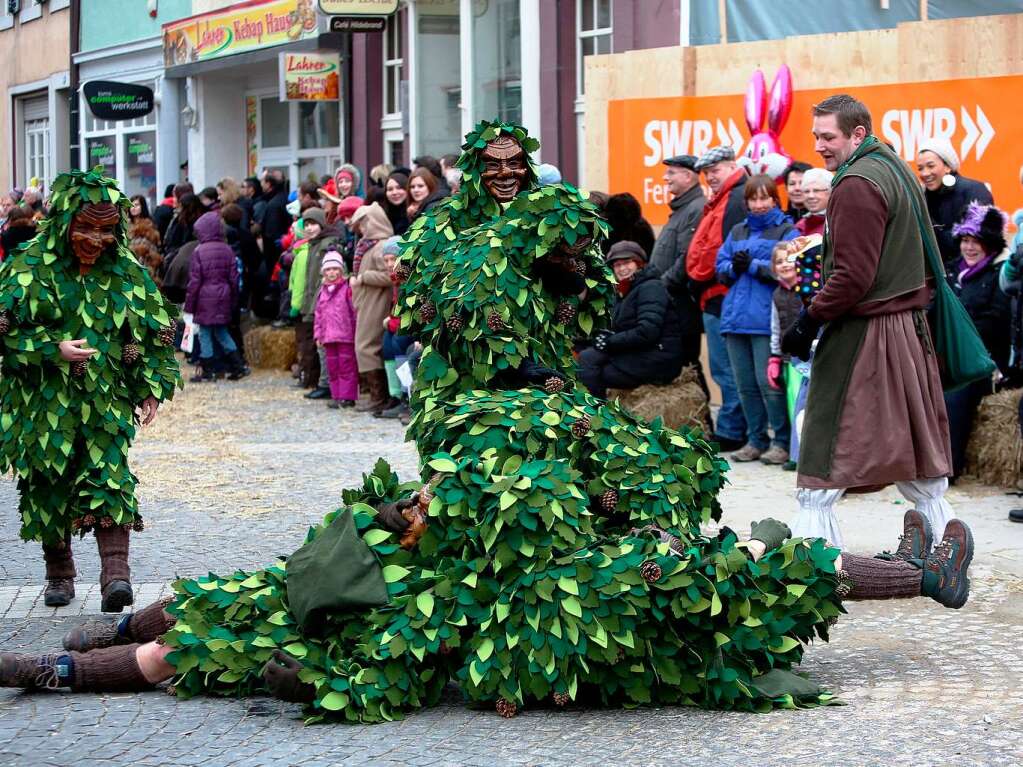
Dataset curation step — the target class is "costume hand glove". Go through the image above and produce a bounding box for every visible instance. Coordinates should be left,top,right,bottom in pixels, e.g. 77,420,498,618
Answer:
781,309,821,362
766,355,785,390
374,497,416,534
534,258,587,296
731,250,752,275
750,518,792,551
261,650,316,703
593,330,613,352
518,358,571,390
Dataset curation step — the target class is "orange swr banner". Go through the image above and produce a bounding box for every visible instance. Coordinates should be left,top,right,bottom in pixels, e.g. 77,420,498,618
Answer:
608,74,1023,227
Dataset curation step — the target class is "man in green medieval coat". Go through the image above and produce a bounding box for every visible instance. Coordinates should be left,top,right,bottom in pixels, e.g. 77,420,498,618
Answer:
782,95,956,549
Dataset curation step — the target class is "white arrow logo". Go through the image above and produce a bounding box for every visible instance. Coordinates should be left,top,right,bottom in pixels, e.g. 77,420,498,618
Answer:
960,105,995,161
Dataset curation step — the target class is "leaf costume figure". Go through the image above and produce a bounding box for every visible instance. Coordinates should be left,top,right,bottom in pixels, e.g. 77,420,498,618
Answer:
0,168,181,612
0,129,975,720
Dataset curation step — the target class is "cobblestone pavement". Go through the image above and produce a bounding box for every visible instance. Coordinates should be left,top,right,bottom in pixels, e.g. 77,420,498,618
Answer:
1,370,1021,767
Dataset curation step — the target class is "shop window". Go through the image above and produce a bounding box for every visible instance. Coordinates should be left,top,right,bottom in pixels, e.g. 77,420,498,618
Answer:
261,98,290,148
472,0,521,125
415,6,460,158
298,101,340,150
24,117,50,186
384,14,404,117
124,131,157,205
388,139,404,168
577,0,612,96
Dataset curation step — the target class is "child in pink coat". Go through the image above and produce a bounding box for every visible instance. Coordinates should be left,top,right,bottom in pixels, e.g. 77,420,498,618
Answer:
313,250,359,408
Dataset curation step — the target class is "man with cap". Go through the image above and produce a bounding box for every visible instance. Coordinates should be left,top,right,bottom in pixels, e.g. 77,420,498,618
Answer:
916,137,993,266
651,154,705,277
578,240,688,398
684,145,750,451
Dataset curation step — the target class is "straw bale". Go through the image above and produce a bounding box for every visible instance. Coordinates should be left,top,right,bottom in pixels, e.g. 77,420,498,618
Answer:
608,365,711,434
244,326,296,371
963,387,1023,488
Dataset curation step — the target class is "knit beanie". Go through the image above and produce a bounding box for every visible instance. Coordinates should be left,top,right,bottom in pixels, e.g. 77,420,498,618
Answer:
301,207,326,227
382,235,402,256
337,196,364,219
321,251,345,273
917,137,960,173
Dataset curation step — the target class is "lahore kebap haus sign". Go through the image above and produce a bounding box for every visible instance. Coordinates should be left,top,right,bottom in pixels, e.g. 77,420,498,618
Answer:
162,0,319,67
279,52,341,101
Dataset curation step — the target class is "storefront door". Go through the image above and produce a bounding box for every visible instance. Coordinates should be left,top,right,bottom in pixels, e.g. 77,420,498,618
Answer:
251,92,341,188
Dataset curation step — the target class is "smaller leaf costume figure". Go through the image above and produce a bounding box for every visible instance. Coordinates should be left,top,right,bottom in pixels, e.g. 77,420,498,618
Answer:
0,167,181,611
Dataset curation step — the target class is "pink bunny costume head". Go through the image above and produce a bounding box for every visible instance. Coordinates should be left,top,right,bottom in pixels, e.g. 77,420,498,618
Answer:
738,65,793,181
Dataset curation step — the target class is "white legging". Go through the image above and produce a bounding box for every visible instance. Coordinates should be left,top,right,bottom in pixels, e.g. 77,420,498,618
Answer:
790,478,954,549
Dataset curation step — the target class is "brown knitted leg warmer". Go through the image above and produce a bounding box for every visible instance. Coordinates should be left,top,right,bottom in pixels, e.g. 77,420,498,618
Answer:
42,537,76,580
94,525,131,589
839,553,923,600
70,644,154,693
127,597,176,643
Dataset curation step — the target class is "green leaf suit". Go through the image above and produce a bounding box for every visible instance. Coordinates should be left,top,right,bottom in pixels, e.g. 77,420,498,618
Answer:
0,168,181,545
162,124,844,722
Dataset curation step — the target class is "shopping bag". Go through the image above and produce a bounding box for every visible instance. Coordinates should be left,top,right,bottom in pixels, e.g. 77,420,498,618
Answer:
180,313,195,353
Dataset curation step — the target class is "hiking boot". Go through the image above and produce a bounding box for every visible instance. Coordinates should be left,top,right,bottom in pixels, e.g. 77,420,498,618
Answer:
759,445,789,465
921,519,974,609
374,397,407,419
711,433,745,452
63,618,127,653
882,510,933,562
101,581,134,613
225,350,251,381
43,579,75,607
731,444,763,462
189,365,215,383
0,653,66,690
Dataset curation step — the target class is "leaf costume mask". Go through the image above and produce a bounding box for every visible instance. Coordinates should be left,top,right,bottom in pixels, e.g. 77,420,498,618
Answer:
0,167,182,543
162,126,844,722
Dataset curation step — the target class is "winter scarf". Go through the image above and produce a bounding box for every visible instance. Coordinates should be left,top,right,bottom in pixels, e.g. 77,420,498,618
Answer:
685,167,746,308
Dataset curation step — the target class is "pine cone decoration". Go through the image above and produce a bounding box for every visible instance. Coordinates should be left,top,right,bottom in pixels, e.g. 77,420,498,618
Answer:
418,301,437,324
445,315,465,333
572,258,588,277
495,699,518,719
99,516,114,529
157,325,175,346
70,360,88,378
122,341,140,366
395,263,412,283
0,311,11,336
82,514,97,529
553,692,570,707
544,376,565,395
640,560,663,583
71,518,83,531
571,416,591,439
554,301,577,324
486,312,508,333
132,518,145,532
599,488,618,513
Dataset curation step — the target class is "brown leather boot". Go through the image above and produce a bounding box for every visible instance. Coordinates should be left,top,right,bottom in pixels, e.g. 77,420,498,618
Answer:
42,537,76,607
353,372,371,410
95,525,133,613
0,646,153,692
355,369,389,413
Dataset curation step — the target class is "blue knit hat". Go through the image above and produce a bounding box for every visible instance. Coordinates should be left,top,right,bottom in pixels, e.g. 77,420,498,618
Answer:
382,235,402,256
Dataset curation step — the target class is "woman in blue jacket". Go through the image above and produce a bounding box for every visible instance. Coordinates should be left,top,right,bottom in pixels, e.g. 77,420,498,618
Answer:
715,174,797,465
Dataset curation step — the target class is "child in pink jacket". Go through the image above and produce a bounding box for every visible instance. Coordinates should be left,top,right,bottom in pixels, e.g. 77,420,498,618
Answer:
313,250,359,408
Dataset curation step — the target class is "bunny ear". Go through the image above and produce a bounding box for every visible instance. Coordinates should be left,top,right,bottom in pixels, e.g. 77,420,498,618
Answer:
745,70,767,135
768,65,793,135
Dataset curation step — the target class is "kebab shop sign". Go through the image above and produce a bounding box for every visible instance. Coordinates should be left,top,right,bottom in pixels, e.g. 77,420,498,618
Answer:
608,74,1022,227
279,52,341,101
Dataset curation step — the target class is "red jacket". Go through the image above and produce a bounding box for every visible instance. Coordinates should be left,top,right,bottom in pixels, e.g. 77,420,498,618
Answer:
685,168,747,311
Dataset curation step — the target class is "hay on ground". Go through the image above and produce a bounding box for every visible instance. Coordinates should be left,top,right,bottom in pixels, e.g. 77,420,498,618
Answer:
963,387,1023,488
608,365,711,434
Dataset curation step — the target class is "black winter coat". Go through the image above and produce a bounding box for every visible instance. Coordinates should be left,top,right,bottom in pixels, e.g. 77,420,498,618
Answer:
925,174,993,266
603,266,687,383
948,257,1011,373
259,189,291,266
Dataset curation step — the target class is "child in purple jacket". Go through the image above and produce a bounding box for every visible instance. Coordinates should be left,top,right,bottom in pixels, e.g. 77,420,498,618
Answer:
313,250,359,408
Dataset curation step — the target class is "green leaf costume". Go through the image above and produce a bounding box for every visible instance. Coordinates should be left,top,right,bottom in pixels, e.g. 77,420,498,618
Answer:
162,123,844,722
0,168,182,544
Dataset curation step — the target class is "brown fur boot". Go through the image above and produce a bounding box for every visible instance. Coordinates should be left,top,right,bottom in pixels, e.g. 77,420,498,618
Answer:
42,537,76,607
95,525,133,613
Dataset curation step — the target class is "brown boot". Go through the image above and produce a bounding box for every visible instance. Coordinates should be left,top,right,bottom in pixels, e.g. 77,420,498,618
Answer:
64,597,175,652
95,525,133,613
355,369,389,413
353,372,371,410
42,537,76,607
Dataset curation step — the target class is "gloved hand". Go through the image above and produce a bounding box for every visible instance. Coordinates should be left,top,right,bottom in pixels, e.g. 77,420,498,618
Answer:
750,518,792,551
593,329,614,352
261,650,316,703
518,358,570,390
533,258,587,296
766,355,785,390
374,495,419,534
731,250,752,275
781,309,822,362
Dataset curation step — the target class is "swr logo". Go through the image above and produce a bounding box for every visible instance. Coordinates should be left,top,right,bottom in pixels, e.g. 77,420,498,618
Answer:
880,106,994,163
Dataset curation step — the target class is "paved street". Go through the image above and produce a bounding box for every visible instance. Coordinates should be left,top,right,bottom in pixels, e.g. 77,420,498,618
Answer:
1,369,1021,767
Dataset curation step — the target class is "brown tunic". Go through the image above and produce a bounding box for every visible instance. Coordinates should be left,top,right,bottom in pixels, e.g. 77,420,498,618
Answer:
798,174,952,489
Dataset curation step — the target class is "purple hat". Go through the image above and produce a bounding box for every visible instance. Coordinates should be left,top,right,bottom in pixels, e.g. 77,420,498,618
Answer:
952,202,1007,255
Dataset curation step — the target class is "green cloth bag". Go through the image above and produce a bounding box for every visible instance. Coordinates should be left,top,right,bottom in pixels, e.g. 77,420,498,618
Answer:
285,509,390,635
749,668,824,701
868,146,996,392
